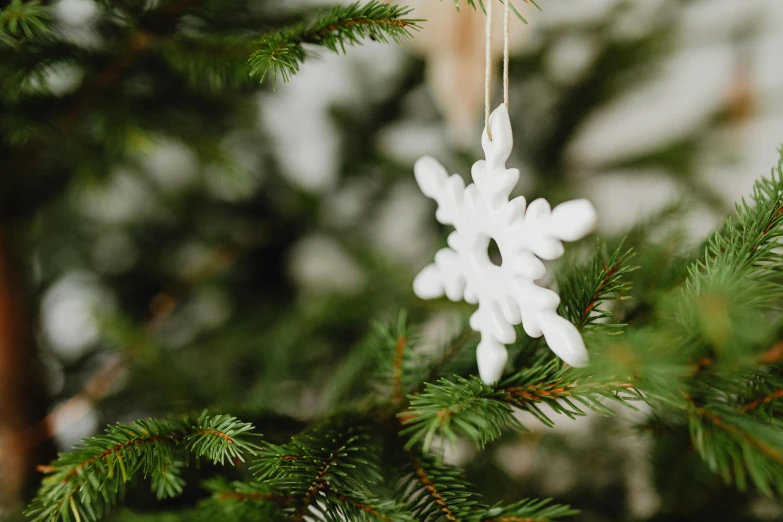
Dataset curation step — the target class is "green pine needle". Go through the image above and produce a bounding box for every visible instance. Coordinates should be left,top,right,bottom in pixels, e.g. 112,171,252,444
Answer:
248,1,421,86
396,449,482,521
26,412,259,522
401,357,640,449
686,401,783,496
0,0,50,43
395,449,575,522
252,416,411,521
557,241,636,333
401,376,523,450
473,498,578,522
688,156,783,288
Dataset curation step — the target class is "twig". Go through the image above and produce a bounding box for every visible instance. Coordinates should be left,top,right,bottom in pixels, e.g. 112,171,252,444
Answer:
578,260,621,330
740,389,783,413
391,336,407,407
685,395,783,464
503,380,634,405
293,457,338,521
332,491,394,522
406,453,458,522
215,490,292,504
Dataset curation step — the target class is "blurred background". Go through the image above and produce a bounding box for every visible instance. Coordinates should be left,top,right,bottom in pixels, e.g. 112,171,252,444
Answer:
2,0,783,520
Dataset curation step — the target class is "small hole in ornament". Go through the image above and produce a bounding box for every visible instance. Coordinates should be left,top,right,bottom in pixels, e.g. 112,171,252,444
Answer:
487,238,503,267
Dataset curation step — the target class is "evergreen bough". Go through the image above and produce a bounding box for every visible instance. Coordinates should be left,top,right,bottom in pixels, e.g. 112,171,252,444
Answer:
6,0,783,520
27,157,783,521
248,2,420,85
27,413,258,522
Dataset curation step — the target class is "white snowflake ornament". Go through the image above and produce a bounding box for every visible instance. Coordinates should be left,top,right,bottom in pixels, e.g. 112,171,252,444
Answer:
413,104,598,384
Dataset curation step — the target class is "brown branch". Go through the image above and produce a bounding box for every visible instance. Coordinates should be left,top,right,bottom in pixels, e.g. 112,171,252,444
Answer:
738,200,783,267
740,389,783,413
216,491,292,504
503,380,634,406
484,518,539,522
218,486,397,521
404,379,636,428
391,335,407,407
194,429,235,444
332,492,394,522
417,394,484,428
579,261,621,328
262,16,411,62
40,425,236,520
62,432,185,481
293,455,337,521
686,397,783,464
42,426,236,484
407,454,458,522
759,341,783,365
308,17,410,42
689,341,783,377
504,381,571,404
757,203,783,244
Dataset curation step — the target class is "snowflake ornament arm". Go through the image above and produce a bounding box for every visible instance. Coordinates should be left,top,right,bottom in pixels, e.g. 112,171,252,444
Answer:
413,104,598,384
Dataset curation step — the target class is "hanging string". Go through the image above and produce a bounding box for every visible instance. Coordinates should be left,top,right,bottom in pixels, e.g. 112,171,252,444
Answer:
484,0,494,140
485,0,512,141
503,0,510,108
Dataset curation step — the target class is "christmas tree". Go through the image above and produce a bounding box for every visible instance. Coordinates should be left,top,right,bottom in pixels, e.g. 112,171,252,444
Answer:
3,0,783,521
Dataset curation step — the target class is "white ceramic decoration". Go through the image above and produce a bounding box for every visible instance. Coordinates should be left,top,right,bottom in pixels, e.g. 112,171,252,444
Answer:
413,104,598,384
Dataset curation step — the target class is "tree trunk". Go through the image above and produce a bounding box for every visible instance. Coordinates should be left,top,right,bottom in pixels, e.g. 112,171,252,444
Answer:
0,219,53,512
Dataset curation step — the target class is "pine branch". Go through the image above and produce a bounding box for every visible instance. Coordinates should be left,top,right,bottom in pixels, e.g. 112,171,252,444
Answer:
513,241,634,369
685,397,783,496
557,241,635,333
397,450,481,522
393,335,408,407
687,157,783,291
675,160,783,365
499,359,640,426
396,449,575,522
403,242,635,430
414,324,479,391
110,480,290,522
248,1,420,85
401,247,639,451
1,0,199,196
401,357,639,449
401,376,522,450
0,0,50,44
159,32,258,90
473,498,578,522
586,157,783,385
202,478,291,522
369,311,454,406
312,491,412,522
252,416,409,521
741,389,783,413
391,313,410,408
704,369,783,415
215,490,291,503
26,412,259,522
